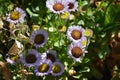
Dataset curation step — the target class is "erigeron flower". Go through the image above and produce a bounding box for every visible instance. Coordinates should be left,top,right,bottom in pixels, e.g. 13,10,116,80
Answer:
58,25,67,32
50,61,64,76
32,25,40,31
5,54,20,64
66,25,85,43
42,50,59,63
84,29,93,37
20,49,41,67
67,43,87,62
30,30,48,48
60,12,70,19
7,7,26,24
46,0,68,14
80,37,90,47
34,59,52,76
66,0,78,12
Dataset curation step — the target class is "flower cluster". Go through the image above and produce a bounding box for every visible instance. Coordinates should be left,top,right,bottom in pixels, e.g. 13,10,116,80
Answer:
6,29,64,77
66,25,93,62
5,0,93,77
1,0,120,79
20,49,64,77
46,0,78,14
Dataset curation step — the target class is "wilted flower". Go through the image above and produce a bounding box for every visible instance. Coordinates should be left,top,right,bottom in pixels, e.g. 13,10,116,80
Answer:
50,61,64,76
66,25,85,43
7,7,26,24
67,43,87,62
42,50,59,63
66,0,78,12
46,0,68,14
68,69,76,76
30,30,48,48
34,59,52,76
20,49,41,67
0,18,3,29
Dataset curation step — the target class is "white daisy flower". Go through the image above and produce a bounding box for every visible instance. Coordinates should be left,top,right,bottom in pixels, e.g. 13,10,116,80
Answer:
46,0,68,14
7,7,26,24
30,30,48,48
66,0,78,12
67,43,87,62
66,25,85,43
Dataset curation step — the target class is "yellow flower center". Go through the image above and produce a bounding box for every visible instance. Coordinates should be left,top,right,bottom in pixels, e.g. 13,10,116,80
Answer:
60,12,69,19
38,63,49,72
84,29,93,37
10,55,20,61
52,64,61,73
58,26,66,32
71,30,82,40
53,3,64,11
10,11,21,20
81,40,87,46
71,47,83,58
32,25,40,31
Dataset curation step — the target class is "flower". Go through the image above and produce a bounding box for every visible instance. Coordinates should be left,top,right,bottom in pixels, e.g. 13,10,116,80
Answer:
67,43,87,62
66,25,85,43
58,25,67,32
32,25,40,31
34,59,52,76
84,29,93,37
30,30,48,48
20,49,41,67
42,50,59,63
5,54,20,64
80,37,90,47
50,61,64,76
60,12,70,19
7,7,26,24
66,0,78,12
46,0,68,14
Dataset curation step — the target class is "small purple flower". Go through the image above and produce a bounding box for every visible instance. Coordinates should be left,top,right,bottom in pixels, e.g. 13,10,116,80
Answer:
50,61,64,76
66,0,78,12
30,30,48,48
66,25,85,43
20,49,41,67
46,0,68,14
7,7,26,24
67,43,87,62
34,59,52,76
41,49,59,63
